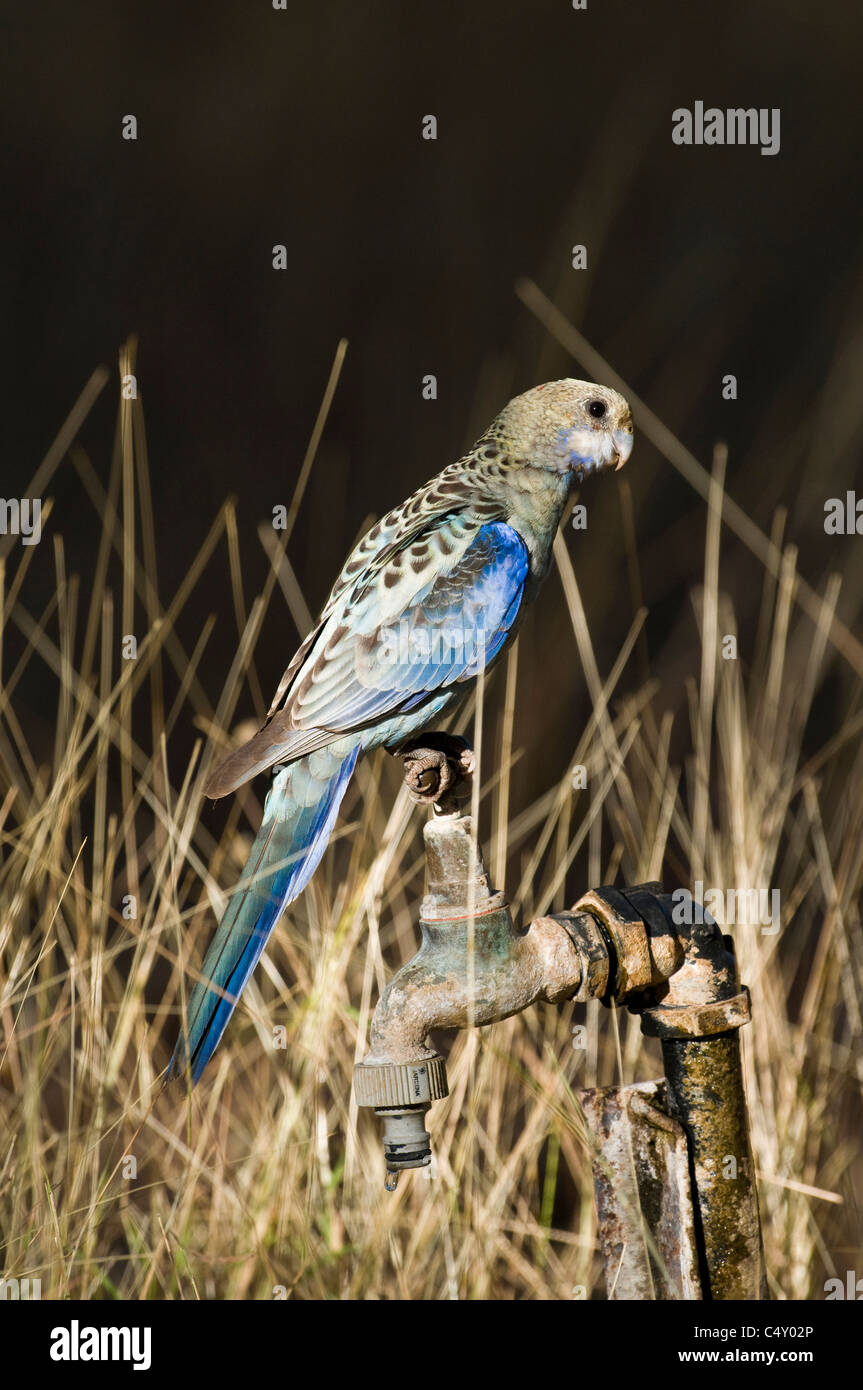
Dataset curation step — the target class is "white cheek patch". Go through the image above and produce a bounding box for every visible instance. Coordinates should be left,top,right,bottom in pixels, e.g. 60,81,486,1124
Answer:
560,426,611,468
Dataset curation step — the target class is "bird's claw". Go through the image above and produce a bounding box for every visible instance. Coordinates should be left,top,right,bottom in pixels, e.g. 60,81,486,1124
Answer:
394,734,474,808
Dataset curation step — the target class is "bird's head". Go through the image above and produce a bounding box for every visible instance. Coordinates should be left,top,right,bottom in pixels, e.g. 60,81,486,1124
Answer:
497,378,634,482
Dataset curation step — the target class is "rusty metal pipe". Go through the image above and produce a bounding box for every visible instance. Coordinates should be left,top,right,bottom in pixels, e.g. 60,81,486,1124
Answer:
359,811,595,1070
355,742,765,1300
638,919,767,1300
353,807,694,1189
659,1033,765,1299
354,811,591,1186
364,902,586,1065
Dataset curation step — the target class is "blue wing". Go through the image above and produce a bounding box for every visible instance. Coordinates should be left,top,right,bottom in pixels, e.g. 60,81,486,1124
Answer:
289,520,529,731
205,520,529,795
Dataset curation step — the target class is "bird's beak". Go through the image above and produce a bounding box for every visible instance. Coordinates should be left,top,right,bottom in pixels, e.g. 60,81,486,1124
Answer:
612,428,634,470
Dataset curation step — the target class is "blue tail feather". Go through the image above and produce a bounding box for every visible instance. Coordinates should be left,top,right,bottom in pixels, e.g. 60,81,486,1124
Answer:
170,740,359,1083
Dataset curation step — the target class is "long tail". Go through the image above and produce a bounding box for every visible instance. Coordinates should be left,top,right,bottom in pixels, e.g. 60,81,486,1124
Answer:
169,738,360,1084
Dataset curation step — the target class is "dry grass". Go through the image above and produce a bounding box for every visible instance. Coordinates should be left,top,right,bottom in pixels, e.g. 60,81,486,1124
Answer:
1,330,862,1301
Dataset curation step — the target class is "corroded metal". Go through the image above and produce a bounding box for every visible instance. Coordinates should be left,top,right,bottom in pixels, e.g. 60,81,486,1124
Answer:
360,812,587,1066
355,746,765,1301
640,925,766,1300
581,1081,702,1301
572,882,686,1000
355,746,596,1178
354,798,704,1193
641,987,751,1040
422,803,504,917
575,891,765,1299
659,1033,765,1300
549,909,611,1001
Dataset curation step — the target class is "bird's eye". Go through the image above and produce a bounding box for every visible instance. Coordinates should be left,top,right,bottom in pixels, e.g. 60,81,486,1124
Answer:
587,399,607,419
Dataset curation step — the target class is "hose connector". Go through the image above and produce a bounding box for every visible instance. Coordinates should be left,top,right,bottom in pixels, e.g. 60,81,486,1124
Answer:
353,1056,448,1189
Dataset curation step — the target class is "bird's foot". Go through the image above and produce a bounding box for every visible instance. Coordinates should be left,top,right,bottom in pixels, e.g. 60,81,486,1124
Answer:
392,733,474,810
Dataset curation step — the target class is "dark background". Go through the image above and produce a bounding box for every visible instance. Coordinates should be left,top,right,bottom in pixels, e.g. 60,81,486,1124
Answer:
3,0,863,800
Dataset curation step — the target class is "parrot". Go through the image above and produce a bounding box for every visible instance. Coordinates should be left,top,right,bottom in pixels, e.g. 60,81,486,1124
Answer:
169,378,633,1083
